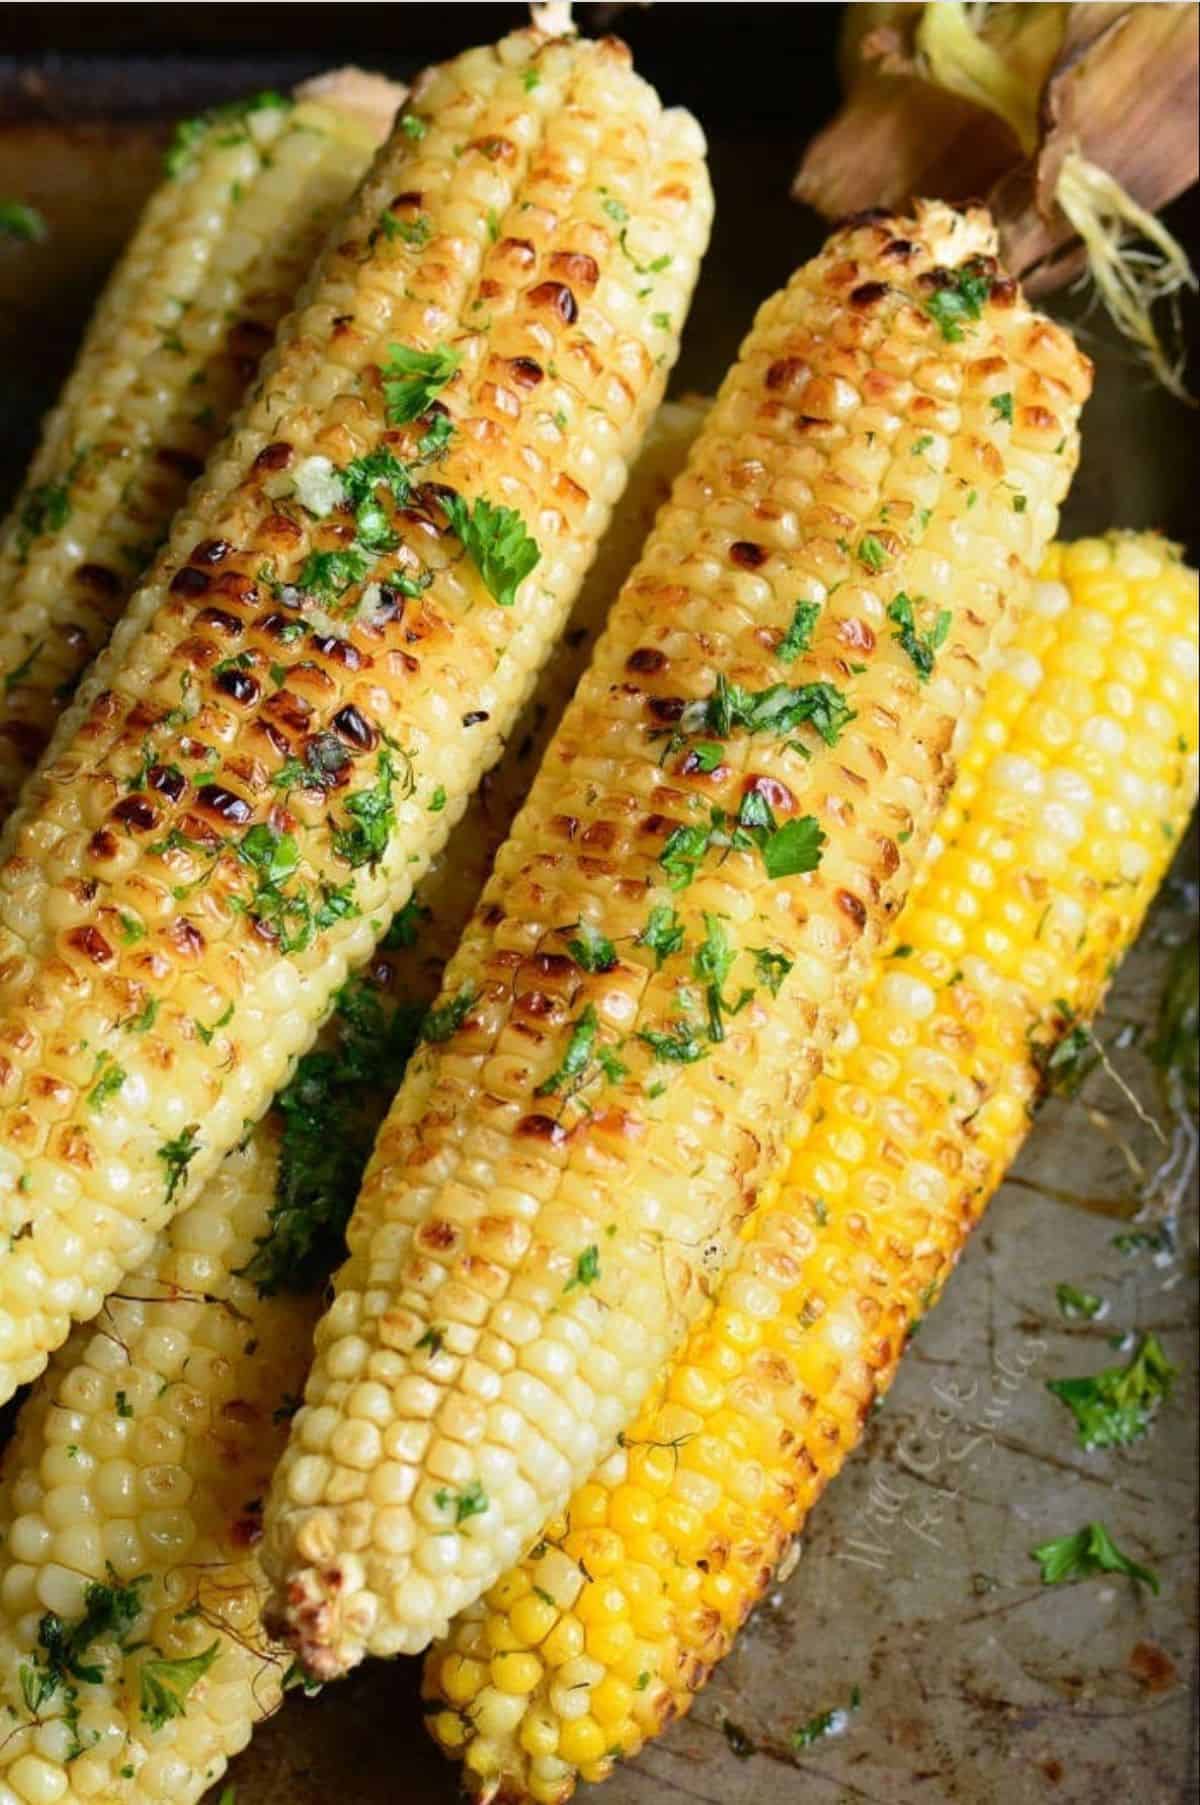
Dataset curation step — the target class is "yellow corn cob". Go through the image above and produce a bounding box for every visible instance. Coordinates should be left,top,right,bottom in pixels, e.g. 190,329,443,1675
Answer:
0,73,402,818
263,201,1092,1674
0,28,711,1403
423,531,1198,1801
0,402,707,1805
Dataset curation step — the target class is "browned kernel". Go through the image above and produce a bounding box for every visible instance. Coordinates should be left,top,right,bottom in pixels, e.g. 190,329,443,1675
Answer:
170,567,210,598
191,538,232,565
74,563,122,596
730,541,767,570
331,705,376,750
253,441,293,472
196,785,254,826
626,647,667,674
527,281,578,325
508,356,544,388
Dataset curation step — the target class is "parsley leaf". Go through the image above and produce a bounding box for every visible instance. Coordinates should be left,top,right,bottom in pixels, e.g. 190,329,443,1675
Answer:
637,905,684,967
777,599,821,664
752,947,793,995
332,748,402,869
924,263,991,342
637,1022,707,1064
1031,1522,1159,1593
87,1052,126,1113
682,673,855,748
887,592,951,681
400,113,427,141
420,985,477,1044
1046,1333,1176,1449
158,1125,200,1206
296,547,371,603
245,976,422,1295
433,1479,489,1524
659,820,713,891
442,492,540,608
0,199,47,242
693,913,737,1042
138,1641,220,1731
990,391,1014,423
857,534,887,573
536,1004,599,1096
566,919,617,974
382,342,461,424
564,1244,600,1292
1055,1283,1104,1320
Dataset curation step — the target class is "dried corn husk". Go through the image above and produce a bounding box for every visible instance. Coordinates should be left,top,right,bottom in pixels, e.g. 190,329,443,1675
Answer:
795,2,1198,396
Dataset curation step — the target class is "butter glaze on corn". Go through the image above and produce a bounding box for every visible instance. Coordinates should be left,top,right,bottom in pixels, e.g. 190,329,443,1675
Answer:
0,76,400,818
0,404,707,1805
264,202,1092,1673
0,29,711,1402
423,533,1198,1801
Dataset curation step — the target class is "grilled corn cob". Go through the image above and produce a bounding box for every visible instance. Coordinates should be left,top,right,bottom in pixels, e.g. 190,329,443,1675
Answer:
423,531,1198,1800
263,201,1092,1673
0,72,403,818
0,402,707,1805
0,28,711,1402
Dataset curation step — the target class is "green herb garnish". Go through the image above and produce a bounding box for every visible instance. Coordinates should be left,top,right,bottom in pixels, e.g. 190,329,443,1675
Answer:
442,492,540,608
1031,1522,1159,1593
1046,1333,1175,1450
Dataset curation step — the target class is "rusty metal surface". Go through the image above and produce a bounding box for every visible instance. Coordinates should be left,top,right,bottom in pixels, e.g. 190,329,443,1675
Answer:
0,29,1196,1805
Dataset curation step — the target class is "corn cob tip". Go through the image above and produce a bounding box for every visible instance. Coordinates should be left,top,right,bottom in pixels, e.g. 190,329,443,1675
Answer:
293,65,409,136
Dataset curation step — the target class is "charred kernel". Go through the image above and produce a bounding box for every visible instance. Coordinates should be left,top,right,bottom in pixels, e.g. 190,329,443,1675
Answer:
65,925,114,965
391,189,423,207
550,250,600,291
647,696,685,724
153,446,204,479
366,586,406,624
256,611,304,639
766,357,808,391
169,567,210,598
838,617,876,653
508,356,544,388
626,647,667,674
148,765,187,805
881,239,915,261
517,1114,569,1145
169,918,206,957
216,668,261,706
253,440,293,472
213,572,260,606
88,828,119,860
261,721,293,760
196,607,244,638
462,710,489,727
196,784,253,826
730,541,767,570
261,513,303,546
497,237,536,268
74,562,122,596
310,635,365,670
850,281,889,307
743,773,796,813
837,889,868,931
192,538,232,565
527,281,578,324
112,796,158,831
332,705,376,750
990,276,1018,308
530,953,575,979
265,690,313,732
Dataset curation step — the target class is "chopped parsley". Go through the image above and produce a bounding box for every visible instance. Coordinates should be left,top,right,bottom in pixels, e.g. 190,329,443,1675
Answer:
693,913,748,1042
924,262,990,343
777,599,821,664
332,748,403,869
791,1685,861,1749
442,492,540,608
599,190,629,224
17,478,71,557
164,90,289,179
1111,1225,1173,1257
618,229,671,277
659,819,713,891
296,546,372,603
751,947,792,995
19,1569,147,1749
1046,1333,1176,1450
566,919,617,974
87,1052,126,1113
420,985,477,1044
1033,998,1097,1098
637,905,685,967
245,975,423,1295
990,391,1014,423
380,211,432,249
123,996,159,1035
522,68,542,93
383,896,429,949
536,1004,599,1096
637,1022,707,1065
1031,1522,1159,1593
157,1124,200,1206
737,792,827,879
680,672,854,748
857,534,887,574
434,1479,489,1525
1055,1283,1104,1320
382,341,461,425
564,1244,601,1292
429,785,446,812
887,592,951,681
400,113,427,141
139,1641,220,1731
272,732,350,796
